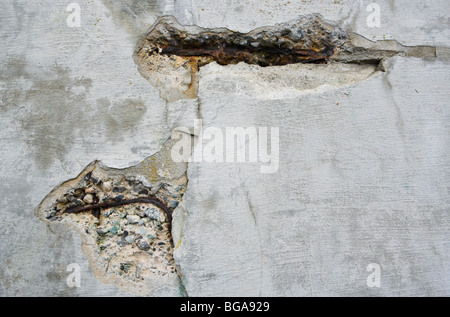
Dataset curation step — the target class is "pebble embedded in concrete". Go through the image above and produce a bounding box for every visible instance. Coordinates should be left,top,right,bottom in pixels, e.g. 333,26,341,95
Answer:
40,165,187,290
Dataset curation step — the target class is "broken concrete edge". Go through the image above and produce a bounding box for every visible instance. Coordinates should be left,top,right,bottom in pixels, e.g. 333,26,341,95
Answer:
35,160,98,223
133,14,438,103
133,54,386,103
34,138,191,297
133,13,350,102
136,13,349,62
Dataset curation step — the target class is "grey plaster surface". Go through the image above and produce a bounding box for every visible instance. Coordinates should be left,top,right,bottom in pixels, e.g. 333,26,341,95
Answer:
0,0,449,296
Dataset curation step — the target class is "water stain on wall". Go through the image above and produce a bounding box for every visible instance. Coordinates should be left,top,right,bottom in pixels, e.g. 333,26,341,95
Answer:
0,59,149,171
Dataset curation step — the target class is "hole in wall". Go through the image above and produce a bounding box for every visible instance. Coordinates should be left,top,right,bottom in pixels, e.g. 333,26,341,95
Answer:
134,15,436,102
134,14,350,101
42,165,186,282
36,138,190,296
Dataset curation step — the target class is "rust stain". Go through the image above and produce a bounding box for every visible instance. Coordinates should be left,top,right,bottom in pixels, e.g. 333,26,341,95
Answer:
134,15,349,100
157,41,332,66
63,196,174,231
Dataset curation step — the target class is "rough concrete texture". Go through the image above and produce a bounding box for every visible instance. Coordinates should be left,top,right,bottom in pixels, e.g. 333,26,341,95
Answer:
35,138,188,296
1,0,449,296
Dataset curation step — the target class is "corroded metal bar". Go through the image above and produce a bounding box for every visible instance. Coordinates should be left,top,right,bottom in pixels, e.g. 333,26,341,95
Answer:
64,197,174,226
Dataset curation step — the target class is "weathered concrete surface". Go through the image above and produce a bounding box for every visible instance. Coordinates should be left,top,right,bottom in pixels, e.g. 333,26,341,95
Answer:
174,57,450,296
1,0,449,296
0,0,169,296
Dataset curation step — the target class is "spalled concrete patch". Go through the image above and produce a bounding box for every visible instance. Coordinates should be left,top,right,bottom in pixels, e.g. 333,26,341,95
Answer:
134,15,436,102
134,14,350,101
197,61,379,99
35,138,189,296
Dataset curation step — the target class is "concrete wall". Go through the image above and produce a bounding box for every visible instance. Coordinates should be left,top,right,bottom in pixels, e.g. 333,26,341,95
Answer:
0,0,448,296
